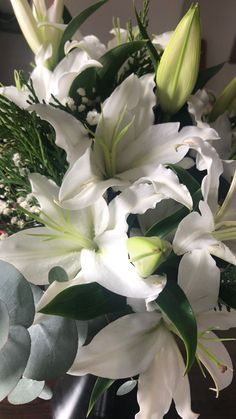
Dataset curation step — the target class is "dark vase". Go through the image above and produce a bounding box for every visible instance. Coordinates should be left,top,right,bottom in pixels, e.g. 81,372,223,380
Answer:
50,375,181,419
51,375,139,419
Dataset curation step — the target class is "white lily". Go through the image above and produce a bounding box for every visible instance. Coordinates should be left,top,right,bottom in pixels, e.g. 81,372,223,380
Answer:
69,312,198,419
188,89,236,182
173,169,236,266
38,73,217,210
0,48,102,108
0,173,166,300
10,0,64,69
178,250,236,396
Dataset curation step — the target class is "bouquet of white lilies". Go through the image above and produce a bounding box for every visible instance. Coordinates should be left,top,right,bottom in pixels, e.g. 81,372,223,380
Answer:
0,0,236,417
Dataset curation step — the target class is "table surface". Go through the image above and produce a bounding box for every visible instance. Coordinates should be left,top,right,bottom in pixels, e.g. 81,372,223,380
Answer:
1,335,235,419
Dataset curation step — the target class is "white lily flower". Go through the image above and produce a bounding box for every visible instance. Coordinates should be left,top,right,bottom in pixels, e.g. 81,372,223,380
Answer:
69,312,198,419
45,73,217,210
0,49,102,108
188,89,236,182
64,35,107,60
31,48,102,103
69,311,198,419
11,0,64,69
177,251,235,396
173,169,236,265
0,173,165,301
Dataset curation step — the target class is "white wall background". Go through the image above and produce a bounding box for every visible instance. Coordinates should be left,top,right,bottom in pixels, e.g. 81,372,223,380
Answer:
0,0,235,92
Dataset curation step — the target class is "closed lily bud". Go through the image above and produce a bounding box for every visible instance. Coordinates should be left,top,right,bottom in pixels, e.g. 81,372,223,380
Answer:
127,236,172,278
156,4,201,115
10,0,42,54
209,76,236,121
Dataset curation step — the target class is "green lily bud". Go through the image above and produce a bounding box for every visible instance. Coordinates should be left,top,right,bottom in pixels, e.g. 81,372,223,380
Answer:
209,76,236,122
10,0,42,54
127,236,172,278
156,4,201,115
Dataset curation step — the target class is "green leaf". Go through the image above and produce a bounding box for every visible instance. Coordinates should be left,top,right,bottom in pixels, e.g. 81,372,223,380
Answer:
167,164,200,195
57,0,108,62
87,377,114,417
194,62,225,92
69,41,147,101
134,7,159,69
40,283,127,320
0,326,31,401
48,266,69,284
69,67,97,99
8,378,45,405
24,316,78,381
97,41,146,99
156,280,197,372
0,261,35,327
145,188,202,238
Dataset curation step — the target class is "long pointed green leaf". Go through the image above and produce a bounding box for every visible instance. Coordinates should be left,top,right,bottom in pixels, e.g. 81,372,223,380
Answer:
58,0,108,62
87,377,114,417
97,41,146,95
168,164,200,195
156,280,197,372
40,283,127,320
69,41,146,100
194,62,225,92
134,7,159,69
145,188,202,238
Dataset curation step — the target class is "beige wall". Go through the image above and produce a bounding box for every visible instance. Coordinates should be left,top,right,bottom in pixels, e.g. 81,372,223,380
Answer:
0,0,235,91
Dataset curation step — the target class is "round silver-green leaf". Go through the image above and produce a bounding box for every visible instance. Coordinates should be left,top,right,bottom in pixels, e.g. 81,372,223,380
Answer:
24,316,78,380
0,261,34,327
8,378,44,405
0,325,31,401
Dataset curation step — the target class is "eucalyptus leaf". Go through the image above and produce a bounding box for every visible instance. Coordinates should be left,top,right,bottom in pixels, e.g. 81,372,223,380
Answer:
87,377,114,417
24,316,78,381
38,384,53,400
156,280,197,372
145,188,202,238
0,326,31,401
0,261,35,327
48,266,69,284
8,378,44,405
116,379,137,396
194,62,225,92
40,283,127,320
57,0,108,62
0,300,9,350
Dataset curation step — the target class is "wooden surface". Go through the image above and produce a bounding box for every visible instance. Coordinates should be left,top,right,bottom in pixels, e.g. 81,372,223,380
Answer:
0,337,235,419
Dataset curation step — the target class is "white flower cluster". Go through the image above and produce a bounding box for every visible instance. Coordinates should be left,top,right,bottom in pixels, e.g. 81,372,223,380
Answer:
0,0,236,416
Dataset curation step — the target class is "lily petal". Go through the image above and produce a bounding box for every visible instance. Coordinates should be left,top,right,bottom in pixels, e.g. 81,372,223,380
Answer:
31,104,91,164
173,201,217,255
178,250,220,313
0,227,81,285
69,312,163,378
136,329,198,419
81,230,166,299
197,331,233,395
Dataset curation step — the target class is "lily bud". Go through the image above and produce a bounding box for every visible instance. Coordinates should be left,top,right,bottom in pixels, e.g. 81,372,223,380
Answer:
156,4,201,115
127,236,172,278
10,0,42,54
209,76,236,122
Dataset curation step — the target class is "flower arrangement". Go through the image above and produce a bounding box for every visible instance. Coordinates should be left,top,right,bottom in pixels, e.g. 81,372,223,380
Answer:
0,0,236,417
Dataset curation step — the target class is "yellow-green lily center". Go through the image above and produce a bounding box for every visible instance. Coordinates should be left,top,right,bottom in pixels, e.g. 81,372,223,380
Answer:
95,104,135,178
